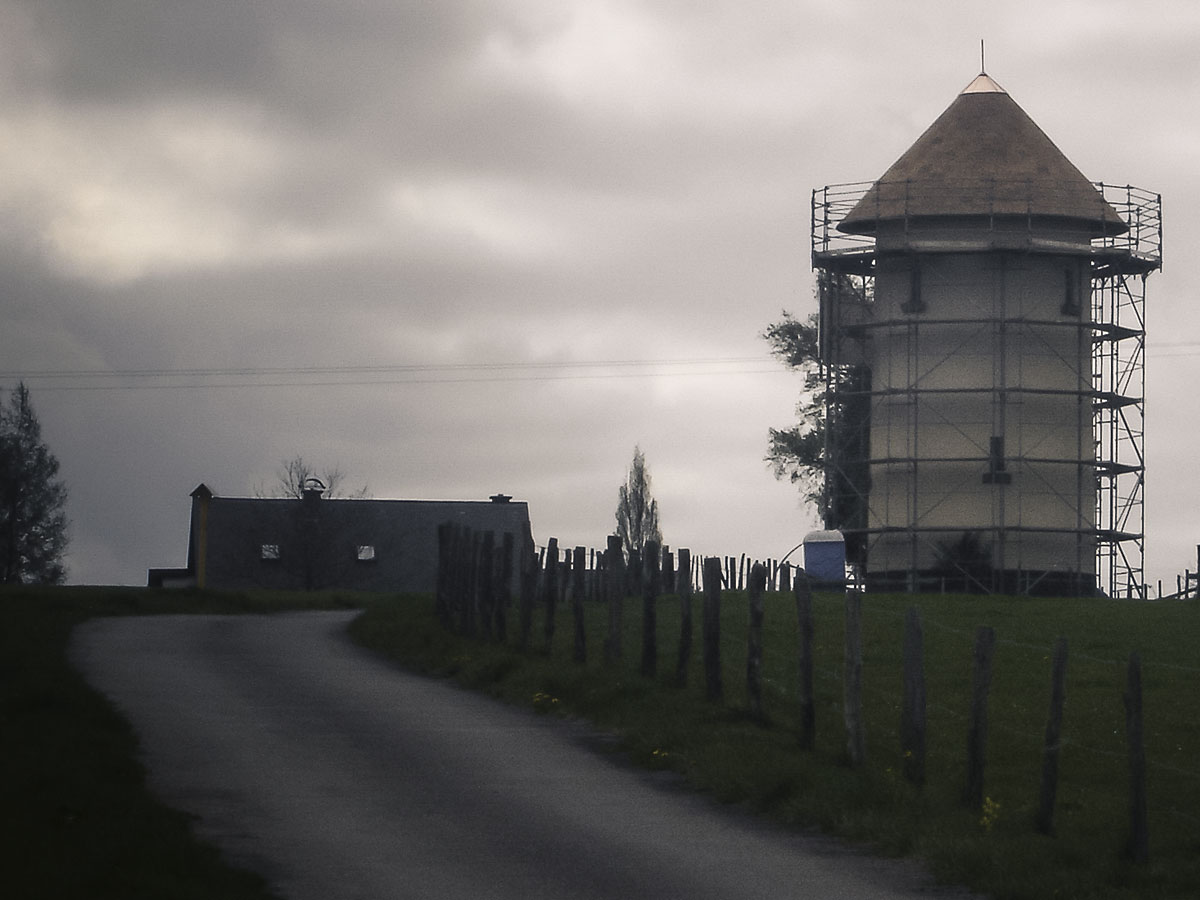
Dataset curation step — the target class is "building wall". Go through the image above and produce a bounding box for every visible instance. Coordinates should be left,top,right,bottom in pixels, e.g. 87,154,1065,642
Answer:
194,497,533,594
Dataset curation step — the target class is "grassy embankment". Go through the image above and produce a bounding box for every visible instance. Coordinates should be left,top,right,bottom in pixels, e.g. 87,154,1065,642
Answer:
5,584,1199,899
350,589,1200,900
0,585,363,900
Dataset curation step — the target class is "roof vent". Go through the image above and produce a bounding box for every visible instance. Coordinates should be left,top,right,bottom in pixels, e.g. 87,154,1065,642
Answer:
489,493,512,504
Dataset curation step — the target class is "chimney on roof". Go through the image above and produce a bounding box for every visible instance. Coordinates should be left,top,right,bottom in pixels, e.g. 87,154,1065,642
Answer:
302,477,326,504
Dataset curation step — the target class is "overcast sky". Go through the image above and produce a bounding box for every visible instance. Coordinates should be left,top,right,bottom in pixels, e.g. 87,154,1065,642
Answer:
3,0,1198,592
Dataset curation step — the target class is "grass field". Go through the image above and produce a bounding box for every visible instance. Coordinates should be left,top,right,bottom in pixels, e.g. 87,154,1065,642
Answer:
349,588,1200,900
5,584,1199,899
0,585,362,900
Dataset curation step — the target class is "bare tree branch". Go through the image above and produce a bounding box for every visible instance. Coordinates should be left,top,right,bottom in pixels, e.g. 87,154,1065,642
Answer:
257,455,370,500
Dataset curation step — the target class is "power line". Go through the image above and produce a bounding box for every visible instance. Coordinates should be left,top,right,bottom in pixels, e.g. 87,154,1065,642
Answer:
0,356,769,379
0,357,790,393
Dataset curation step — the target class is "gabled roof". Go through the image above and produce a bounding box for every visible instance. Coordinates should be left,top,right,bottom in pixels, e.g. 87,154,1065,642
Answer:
838,73,1127,236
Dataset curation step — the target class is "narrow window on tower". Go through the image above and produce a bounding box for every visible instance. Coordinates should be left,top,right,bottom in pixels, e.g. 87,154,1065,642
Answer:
901,259,925,313
1061,267,1081,316
982,435,1012,485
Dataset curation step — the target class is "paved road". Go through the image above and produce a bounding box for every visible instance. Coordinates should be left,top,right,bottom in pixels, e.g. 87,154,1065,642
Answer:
71,611,971,900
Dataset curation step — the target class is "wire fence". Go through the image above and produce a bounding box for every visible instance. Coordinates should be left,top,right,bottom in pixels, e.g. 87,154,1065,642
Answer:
439,528,1196,866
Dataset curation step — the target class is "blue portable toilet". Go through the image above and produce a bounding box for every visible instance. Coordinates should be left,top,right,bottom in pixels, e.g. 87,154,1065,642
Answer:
803,530,845,588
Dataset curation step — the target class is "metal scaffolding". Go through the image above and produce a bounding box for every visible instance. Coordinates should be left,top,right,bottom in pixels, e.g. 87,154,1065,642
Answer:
811,181,1161,597
1091,184,1161,597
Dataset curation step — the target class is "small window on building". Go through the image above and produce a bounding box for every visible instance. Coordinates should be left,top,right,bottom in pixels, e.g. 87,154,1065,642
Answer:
261,544,280,561
901,262,925,313
356,545,376,562
982,435,1012,485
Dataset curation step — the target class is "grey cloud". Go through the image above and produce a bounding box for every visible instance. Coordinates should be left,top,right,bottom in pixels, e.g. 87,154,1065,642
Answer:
18,1,486,110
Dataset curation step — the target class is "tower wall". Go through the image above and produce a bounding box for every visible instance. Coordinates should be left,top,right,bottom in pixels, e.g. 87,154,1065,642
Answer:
864,223,1095,592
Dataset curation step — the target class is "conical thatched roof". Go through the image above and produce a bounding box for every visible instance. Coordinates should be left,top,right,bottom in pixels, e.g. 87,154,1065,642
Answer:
838,74,1126,236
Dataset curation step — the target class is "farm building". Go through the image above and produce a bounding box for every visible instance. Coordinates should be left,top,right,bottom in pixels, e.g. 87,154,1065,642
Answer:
148,482,533,593
812,72,1160,596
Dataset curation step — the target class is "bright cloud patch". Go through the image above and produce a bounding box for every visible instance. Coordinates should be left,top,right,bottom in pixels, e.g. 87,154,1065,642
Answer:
386,177,567,261
6,103,372,282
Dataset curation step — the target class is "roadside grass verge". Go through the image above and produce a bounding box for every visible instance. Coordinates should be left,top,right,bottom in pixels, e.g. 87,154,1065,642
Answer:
0,585,364,900
350,590,1200,900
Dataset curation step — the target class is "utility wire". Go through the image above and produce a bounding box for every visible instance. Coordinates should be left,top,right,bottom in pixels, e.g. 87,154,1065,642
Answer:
0,357,788,393
0,356,768,379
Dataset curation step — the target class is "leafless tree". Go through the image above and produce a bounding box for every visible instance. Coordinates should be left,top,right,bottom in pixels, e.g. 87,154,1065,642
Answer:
258,455,370,500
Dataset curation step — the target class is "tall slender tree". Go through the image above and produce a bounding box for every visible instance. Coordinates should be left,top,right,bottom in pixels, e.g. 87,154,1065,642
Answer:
0,382,69,584
615,445,662,558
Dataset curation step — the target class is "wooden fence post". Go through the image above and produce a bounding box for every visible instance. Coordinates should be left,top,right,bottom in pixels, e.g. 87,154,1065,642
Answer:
963,625,997,810
561,553,571,606
444,524,462,633
518,544,537,652
900,606,926,785
844,590,866,766
795,568,815,750
496,532,513,642
542,538,558,652
457,527,476,637
627,548,642,600
468,530,484,637
1125,651,1149,863
747,562,767,722
675,548,693,687
641,541,660,678
435,522,452,627
604,535,625,664
703,557,723,701
583,547,592,603
1036,636,1068,834
478,531,495,641
572,546,587,664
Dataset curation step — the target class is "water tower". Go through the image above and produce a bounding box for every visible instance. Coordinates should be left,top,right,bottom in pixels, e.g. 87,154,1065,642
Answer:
812,72,1160,596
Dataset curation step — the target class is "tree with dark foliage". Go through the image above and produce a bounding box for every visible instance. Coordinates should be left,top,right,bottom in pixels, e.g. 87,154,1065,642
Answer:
0,382,69,584
764,287,872,567
933,531,994,593
615,446,662,559
763,310,825,503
